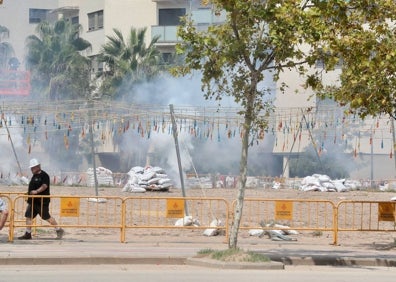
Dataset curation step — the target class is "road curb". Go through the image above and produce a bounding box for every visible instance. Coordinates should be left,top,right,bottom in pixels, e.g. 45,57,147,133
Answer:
267,255,396,267
0,257,186,265
186,257,285,270
0,255,395,268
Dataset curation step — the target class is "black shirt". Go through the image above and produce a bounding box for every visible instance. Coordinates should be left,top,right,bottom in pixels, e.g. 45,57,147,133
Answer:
28,170,50,205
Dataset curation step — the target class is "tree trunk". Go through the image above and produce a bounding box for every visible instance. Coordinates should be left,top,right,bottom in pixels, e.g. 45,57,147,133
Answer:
228,102,253,249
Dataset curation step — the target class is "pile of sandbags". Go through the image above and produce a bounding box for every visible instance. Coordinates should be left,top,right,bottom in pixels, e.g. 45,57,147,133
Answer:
87,167,114,187
299,174,349,192
122,165,173,193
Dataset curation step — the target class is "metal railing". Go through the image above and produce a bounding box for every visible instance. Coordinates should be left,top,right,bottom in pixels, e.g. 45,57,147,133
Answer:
122,196,229,242
1,194,395,245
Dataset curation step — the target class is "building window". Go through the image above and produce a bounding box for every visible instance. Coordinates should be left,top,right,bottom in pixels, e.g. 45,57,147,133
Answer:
29,9,50,24
88,10,103,31
71,16,79,25
315,49,343,69
159,8,186,26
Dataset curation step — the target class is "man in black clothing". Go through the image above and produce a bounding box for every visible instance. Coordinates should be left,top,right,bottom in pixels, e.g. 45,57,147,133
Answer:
18,158,64,240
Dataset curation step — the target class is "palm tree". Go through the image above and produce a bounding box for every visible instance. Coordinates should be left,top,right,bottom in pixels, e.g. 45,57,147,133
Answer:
97,27,162,99
25,19,92,100
0,25,14,70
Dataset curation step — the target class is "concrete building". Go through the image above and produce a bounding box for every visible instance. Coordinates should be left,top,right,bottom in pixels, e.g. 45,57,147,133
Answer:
0,0,156,72
0,0,223,71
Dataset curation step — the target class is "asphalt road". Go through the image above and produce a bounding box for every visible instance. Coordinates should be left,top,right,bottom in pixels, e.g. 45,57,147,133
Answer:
1,264,396,282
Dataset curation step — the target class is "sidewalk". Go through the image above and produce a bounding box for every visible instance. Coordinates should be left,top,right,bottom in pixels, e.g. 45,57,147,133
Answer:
1,235,395,268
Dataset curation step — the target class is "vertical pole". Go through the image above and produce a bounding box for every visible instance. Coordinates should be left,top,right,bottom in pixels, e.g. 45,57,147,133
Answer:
169,104,188,216
302,113,324,170
88,100,99,196
391,118,396,178
1,112,22,175
370,126,374,188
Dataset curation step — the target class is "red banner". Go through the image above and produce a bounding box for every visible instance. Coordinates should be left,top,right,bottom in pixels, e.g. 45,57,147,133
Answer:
0,70,31,96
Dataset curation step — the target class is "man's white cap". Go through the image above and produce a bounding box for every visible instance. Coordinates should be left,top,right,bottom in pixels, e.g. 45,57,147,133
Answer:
29,158,40,168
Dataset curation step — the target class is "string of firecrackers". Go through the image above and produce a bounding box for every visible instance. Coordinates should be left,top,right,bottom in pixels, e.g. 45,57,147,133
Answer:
274,113,394,157
4,110,392,136
276,119,394,158
2,114,393,142
0,103,394,155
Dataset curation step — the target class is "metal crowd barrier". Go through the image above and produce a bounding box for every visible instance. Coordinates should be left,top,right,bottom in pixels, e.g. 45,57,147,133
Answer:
336,200,396,244
234,198,337,244
12,195,124,242
122,196,229,242
0,194,13,241
2,194,396,245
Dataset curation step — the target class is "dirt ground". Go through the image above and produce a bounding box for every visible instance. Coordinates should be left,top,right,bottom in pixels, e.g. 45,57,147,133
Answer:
2,185,396,249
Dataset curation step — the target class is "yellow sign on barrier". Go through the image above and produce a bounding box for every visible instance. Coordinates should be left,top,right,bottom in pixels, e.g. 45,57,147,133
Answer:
166,199,185,218
378,202,395,221
60,198,80,217
275,201,293,220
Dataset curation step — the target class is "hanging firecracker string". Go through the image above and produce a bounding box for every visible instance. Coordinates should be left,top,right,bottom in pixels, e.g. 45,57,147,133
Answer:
64,134,69,149
353,136,358,158
286,133,289,150
217,120,220,142
258,128,264,140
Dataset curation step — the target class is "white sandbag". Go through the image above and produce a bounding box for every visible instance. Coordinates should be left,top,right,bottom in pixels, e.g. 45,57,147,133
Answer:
268,230,297,241
175,216,193,226
333,180,348,192
151,166,165,174
158,178,172,185
129,185,146,193
272,182,281,189
300,184,321,192
140,171,156,181
272,224,299,235
304,176,321,187
148,177,161,185
138,180,148,186
203,219,222,236
203,228,218,236
322,182,335,189
249,229,265,237
317,174,331,182
130,166,144,174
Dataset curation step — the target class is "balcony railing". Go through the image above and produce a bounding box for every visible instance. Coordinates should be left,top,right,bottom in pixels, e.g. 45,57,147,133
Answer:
152,9,226,43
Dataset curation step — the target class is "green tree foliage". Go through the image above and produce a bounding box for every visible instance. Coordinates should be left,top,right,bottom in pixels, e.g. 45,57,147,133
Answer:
97,27,162,99
0,25,14,70
25,19,92,170
172,0,395,248
25,19,92,100
310,0,396,120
